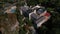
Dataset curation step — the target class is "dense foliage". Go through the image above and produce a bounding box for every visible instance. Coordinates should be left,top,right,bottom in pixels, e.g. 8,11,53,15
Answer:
1,0,60,34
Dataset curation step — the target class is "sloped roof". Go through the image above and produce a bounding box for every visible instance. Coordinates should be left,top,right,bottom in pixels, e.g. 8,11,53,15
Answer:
35,16,45,24
31,13,41,20
20,6,29,12
34,12,51,27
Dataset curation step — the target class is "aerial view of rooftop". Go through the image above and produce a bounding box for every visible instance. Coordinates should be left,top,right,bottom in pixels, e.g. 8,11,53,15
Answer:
0,0,60,34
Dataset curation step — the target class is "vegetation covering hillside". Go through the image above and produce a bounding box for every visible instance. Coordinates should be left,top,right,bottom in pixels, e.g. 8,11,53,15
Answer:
0,0,60,34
